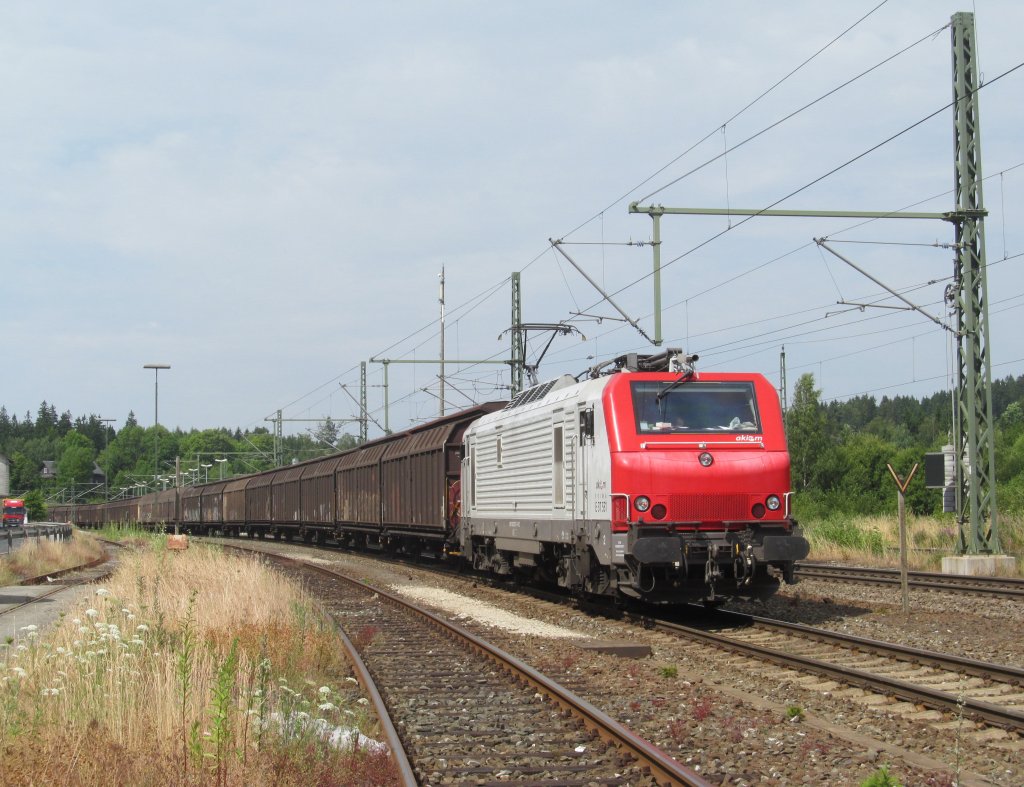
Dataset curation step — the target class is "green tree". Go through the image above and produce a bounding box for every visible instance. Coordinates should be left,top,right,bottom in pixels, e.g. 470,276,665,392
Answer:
99,423,147,483
57,431,95,487
786,374,826,491
9,452,37,492
314,417,339,448
23,489,47,521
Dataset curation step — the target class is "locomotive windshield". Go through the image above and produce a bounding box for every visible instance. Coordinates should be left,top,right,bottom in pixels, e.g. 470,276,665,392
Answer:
631,381,760,434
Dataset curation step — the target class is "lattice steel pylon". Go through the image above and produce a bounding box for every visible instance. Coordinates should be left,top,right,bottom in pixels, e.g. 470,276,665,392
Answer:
510,272,525,397
949,11,999,554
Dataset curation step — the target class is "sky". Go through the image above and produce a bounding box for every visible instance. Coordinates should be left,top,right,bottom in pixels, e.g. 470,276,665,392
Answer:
2,1,1022,441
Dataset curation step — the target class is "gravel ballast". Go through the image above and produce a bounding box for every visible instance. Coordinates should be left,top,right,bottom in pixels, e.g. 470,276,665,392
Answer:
227,541,1023,785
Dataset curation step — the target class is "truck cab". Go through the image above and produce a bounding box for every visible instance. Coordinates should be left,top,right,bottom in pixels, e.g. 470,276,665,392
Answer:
3,498,27,527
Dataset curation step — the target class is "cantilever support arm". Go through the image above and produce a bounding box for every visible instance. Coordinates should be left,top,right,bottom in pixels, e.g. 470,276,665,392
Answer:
550,239,656,346
814,238,955,334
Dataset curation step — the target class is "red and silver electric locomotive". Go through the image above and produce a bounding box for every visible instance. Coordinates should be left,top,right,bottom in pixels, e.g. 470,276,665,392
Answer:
460,349,808,603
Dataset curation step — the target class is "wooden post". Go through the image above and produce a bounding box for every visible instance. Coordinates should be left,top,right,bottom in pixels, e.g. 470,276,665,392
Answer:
886,463,919,617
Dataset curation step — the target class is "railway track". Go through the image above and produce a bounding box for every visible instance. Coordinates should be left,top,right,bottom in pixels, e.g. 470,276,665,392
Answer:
232,545,710,787
0,540,122,626
206,535,1024,736
645,607,1024,735
795,562,1024,598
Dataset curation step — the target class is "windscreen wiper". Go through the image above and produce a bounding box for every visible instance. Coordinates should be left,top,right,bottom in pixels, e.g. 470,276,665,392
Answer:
655,369,693,403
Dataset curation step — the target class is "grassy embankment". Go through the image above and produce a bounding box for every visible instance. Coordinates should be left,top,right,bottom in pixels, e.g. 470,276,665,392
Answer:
0,530,397,786
0,530,105,586
799,510,1024,574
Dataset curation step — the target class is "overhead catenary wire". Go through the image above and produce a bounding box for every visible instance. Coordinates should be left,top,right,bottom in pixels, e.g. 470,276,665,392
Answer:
570,60,1024,326
636,19,950,204
545,237,1021,378
555,0,893,243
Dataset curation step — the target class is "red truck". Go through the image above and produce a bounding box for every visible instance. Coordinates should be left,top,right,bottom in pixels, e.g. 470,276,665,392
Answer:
2,498,27,527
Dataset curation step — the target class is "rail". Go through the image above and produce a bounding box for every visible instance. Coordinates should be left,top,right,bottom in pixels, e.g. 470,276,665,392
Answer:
795,561,1024,598
641,608,1024,732
224,543,710,786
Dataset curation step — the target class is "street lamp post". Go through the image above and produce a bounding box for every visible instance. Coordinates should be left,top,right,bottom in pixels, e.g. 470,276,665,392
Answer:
98,417,116,499
143,364,170,485
201,463,212,484
215,457,228,480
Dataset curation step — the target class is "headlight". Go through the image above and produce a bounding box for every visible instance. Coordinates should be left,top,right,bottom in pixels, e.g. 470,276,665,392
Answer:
766,495,781,511
699,452,713,467
634,496,651,513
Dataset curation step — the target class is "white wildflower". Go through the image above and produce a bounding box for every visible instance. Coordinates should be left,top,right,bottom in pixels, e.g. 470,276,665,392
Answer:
130,638,145,647
356,697,369,706
345,677,358,684
72,618,81,625
318,702,337,712
95,589,111,597
20,625,38,633
136,624,149,633
318,686,332,696
11,667,27,678
85,609,98,619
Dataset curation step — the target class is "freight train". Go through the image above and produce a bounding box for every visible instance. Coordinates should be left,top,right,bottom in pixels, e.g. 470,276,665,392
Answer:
52,350,809,604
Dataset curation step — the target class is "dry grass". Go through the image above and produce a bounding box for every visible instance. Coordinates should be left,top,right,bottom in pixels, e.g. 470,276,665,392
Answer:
0,531,104,585
0,537,399,786
803,512,1024,574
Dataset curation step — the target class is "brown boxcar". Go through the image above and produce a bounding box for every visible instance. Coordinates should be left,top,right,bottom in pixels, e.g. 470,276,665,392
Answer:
108,499,139,524
201,481,228,526
271,463,306,525
246,472,275,524
379,405,501,537
336,440,393,531
180,486,203,525
222,476,250,523
301,456,342,525
68,502,100,527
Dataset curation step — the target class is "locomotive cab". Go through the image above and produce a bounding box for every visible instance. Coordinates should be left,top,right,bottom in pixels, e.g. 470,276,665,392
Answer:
604,359,809,602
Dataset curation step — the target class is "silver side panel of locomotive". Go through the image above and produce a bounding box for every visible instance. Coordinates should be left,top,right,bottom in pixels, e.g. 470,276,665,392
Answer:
461,375,619,570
